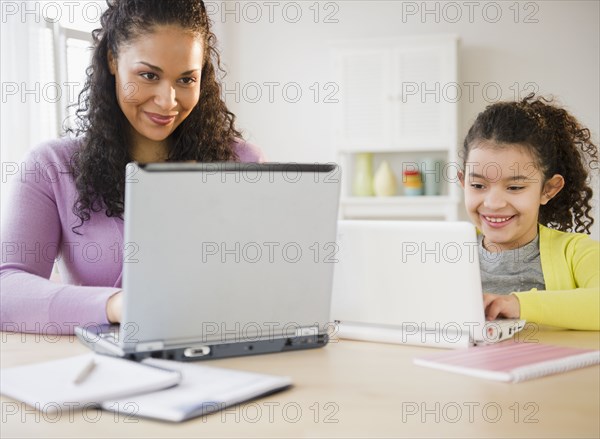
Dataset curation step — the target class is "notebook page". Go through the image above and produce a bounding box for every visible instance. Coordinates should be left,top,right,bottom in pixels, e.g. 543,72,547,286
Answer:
102,358,293,422
0,353,181,413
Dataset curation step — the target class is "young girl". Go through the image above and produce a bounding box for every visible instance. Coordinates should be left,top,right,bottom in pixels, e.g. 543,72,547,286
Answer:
0,0,264,334
460,94,599,330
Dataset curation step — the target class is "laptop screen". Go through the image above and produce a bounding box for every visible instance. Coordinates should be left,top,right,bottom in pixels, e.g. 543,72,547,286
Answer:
121,162,341,347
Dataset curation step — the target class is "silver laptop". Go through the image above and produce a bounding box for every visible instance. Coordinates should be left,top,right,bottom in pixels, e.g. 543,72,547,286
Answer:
76,162,341,361
330,220,525,348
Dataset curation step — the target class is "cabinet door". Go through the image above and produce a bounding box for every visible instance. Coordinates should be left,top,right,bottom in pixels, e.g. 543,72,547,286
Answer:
392,40,457,150
334,49,392,151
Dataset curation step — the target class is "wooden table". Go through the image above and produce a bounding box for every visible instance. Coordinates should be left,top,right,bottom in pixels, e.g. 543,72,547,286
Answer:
1,326,599,438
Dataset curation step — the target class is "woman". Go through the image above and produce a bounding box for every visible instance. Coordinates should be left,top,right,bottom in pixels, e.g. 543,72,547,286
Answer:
0,0,264,334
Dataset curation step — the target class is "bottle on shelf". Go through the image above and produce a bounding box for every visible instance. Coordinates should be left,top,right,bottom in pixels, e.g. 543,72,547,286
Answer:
422,158,441,196
352,153,375,196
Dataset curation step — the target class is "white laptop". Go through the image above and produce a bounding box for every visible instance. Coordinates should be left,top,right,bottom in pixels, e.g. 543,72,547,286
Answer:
76,162,341,361
330,220,525,348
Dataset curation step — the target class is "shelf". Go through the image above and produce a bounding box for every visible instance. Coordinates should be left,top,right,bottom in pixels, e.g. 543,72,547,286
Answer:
336,144,454,154
340,196,460,220
333,35,460,221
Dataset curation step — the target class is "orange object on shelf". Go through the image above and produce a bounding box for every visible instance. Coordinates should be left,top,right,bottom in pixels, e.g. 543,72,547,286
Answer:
403,169,423,196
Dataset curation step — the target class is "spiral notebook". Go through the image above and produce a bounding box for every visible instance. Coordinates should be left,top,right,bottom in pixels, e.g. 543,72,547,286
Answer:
413,341,600,382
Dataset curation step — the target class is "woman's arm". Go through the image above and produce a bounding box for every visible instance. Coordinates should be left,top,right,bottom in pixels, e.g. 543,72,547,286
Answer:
0,144,120,334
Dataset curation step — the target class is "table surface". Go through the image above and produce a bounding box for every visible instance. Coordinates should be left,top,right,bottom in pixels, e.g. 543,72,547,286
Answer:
1,326,599,438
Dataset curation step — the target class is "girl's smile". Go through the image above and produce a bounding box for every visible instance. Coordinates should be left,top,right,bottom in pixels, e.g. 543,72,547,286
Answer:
480,214,516,228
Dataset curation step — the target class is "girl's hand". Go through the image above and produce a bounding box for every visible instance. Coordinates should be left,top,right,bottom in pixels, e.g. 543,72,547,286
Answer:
106,291,123,323
483,293,521,320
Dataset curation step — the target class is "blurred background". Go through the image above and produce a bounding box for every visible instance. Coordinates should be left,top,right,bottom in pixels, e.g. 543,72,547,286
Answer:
1,0,598,238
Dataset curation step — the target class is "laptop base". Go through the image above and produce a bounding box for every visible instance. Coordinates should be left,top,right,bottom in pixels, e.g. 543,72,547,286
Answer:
335,319,526,349
76,325,328,362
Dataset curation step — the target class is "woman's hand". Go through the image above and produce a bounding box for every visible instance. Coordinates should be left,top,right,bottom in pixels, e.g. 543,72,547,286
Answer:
483,293,521,320
106,291,123,323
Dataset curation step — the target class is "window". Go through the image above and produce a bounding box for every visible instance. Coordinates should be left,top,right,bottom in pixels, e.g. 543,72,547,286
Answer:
43,21,95,135
0,2,102,219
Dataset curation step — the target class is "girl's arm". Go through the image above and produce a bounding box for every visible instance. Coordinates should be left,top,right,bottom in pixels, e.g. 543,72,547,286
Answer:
484,289,599,330
514,288,599,330
513,236,599,330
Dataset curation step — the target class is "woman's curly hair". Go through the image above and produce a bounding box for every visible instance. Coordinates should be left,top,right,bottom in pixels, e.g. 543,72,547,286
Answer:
68,0,241,233
462,93,599,234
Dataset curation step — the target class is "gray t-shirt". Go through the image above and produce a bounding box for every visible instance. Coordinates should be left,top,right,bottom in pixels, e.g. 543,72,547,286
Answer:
478,234,546,295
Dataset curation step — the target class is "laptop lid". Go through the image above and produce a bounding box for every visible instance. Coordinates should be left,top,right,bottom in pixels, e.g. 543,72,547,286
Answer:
330,220,488,342
121,162,341,350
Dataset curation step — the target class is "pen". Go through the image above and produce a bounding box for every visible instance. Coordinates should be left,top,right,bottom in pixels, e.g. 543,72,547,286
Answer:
73,358,96,385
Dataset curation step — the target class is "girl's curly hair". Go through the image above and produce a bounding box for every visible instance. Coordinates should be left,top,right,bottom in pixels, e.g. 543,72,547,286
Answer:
462,93,599,234
68,0,241,233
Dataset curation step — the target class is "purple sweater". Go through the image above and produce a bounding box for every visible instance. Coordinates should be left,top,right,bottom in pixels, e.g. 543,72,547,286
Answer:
1,137,264,334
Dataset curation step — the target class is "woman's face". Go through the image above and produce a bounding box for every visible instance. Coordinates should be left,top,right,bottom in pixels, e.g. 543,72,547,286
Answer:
108,25,203,156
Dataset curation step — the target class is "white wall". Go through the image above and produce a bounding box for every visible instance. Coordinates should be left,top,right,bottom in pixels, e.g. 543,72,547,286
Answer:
212,0,599,238
2,1,597,236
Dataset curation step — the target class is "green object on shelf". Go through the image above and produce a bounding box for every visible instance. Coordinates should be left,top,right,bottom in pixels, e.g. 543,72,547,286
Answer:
353,153,374,196
422,158,441,196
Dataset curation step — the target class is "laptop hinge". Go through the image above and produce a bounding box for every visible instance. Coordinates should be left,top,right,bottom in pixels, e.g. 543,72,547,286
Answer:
135,341,165,352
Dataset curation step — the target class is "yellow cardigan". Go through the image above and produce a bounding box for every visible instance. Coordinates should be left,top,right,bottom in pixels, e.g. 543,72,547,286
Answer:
512,225,600,330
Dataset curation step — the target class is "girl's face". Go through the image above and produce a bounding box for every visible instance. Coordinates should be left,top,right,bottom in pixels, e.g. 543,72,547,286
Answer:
108,25,203,158
461,143,564,252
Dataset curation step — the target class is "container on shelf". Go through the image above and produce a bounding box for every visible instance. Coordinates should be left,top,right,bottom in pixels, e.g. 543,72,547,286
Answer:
373,160,397,196
403,169,423,196
422,158,441,196
352,153,374,196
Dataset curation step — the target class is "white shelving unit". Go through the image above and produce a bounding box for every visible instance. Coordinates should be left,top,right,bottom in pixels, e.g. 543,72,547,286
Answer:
332,35,461,221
